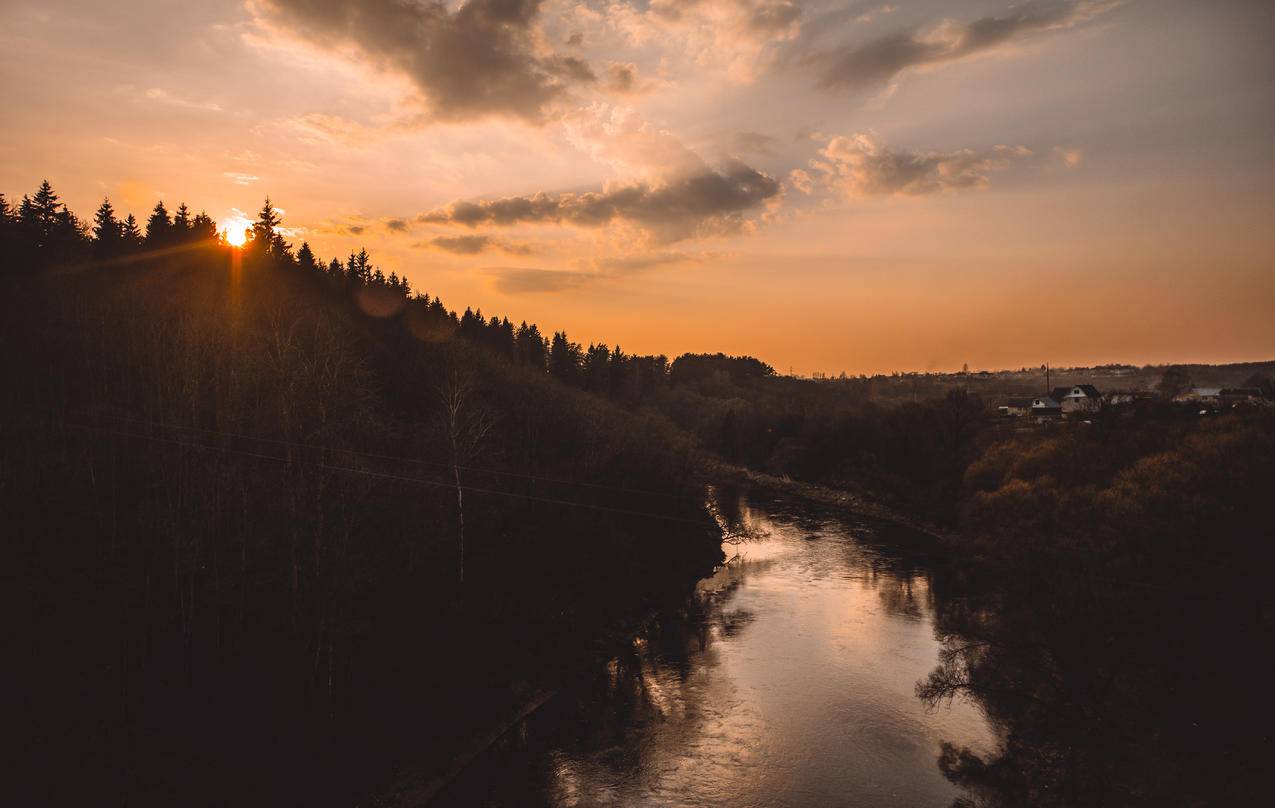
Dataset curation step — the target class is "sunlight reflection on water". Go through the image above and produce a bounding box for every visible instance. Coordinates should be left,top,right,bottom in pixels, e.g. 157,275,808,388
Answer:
435,490,995,807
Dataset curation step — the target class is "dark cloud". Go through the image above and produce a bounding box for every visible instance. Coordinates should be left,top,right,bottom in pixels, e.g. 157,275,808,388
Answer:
749,0,802,33
603,62,641,94
418,162,781,241
485,267,590,294
256,0,595,122
818,0,1120,90
385,218,409,232
420,234,532,254
347,224,366,235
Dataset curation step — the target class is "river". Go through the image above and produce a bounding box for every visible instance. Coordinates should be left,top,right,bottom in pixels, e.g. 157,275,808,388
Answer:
430,487,996,807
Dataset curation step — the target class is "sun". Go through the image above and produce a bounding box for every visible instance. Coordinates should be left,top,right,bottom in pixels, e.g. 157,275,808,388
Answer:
219,212,253,248
222,225,248,247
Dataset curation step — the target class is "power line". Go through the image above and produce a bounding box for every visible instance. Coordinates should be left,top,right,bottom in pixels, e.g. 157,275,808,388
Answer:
46,417,712,527
45,406,685,501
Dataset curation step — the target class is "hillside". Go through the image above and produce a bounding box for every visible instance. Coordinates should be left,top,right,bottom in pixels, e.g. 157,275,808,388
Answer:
0,211,722,805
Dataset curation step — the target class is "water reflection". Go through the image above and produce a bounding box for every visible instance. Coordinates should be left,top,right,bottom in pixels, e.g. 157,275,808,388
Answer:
433,488,993,807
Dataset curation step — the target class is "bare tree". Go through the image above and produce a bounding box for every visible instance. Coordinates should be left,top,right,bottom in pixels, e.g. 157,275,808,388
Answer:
438,360,494,585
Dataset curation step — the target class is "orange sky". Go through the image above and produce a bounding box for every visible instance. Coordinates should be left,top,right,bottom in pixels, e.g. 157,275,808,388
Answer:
3,0,1272,374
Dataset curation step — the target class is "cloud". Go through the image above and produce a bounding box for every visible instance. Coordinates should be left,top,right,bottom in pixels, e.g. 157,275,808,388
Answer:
818,0,1120,90
562,103,705,180
418,161,781,242
589,250,704,272
419,235,533,255
253,0,595,122
141,87,223,112
602,62,645,94
788,168,815,194
485,267,592,294
1054,146,1083,168
808,133,1033,196
731,130,780,157
265,112,379,148
223,172,260,186
385,218,409,232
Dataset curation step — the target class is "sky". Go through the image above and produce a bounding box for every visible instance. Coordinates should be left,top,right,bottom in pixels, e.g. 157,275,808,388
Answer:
2,0,1272,374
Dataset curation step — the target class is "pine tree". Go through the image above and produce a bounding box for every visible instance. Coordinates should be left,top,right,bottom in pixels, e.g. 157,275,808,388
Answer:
296,241,319,274
29,180,63,250
173,203,192,238
550,331,583,383
355,248,371,282
345,249,371,283
146,201,171,246
19,180,87,264
251,197,290,260
0,194,14,264
92,197,122,258
122,214,143,251
191,211,218,242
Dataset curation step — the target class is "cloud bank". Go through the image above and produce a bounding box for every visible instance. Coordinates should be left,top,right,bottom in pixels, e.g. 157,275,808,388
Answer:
806,133,1033,196
421,234,532,254
419,161,781,241
819,0,1120,90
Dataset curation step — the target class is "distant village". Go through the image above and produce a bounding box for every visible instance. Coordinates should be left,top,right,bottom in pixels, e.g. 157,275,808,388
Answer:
997,383,1270,419
800,360,1275,414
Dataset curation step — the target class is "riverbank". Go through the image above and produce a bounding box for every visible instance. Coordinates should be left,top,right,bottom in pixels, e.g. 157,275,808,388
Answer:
706,461,953,542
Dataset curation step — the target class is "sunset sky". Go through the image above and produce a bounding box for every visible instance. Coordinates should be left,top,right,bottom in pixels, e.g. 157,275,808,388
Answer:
4,0,1272,374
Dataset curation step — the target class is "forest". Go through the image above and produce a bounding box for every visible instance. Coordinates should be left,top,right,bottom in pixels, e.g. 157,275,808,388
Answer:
3,181,1272,807
0,183,724,805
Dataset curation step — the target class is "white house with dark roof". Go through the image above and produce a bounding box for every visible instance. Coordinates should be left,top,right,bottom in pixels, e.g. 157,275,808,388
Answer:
1051,385,1101,413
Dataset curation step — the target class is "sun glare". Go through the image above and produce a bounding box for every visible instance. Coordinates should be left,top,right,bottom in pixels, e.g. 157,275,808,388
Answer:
223,226,248,247
219,212,252,248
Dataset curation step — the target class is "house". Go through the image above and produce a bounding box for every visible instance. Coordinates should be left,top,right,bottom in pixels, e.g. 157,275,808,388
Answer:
998,396,1034,417
1219,388,1266,407
1031,395,1062,417
1050,384,1102,413
1176,387,1222,405
998,394,1062,418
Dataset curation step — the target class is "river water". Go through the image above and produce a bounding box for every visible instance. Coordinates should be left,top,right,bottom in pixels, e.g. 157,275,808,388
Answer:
433,488,995,807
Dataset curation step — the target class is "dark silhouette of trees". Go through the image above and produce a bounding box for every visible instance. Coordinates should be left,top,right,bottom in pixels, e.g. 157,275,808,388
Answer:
122,213,143,251
173,202,192,236
191,210,218,242
251,196,291,260
92,197,123,259
296,241,320,274
145,200,171,245
8,180,88,269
